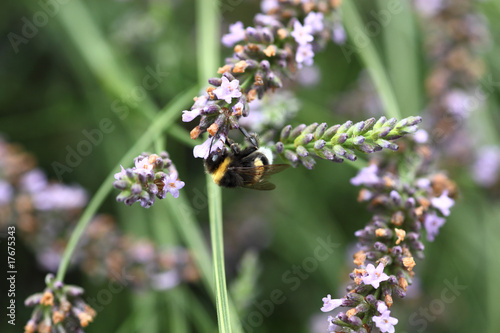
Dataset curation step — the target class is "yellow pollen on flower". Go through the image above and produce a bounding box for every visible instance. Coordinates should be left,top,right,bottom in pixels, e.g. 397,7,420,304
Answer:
346,308,358,318
40,291,54,307
395,228,405,245
52,311,65,325
232,60,248,73
217,65,232,74
24,321,36,333
148,154,159,165
263,45,277,57
403,257,416,271
78,312,93,327
375,228,387,237
277,28,288,40
208,123,219,136
385,294,393,307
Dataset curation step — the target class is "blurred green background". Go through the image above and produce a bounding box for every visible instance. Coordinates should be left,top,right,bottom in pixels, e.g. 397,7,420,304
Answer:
1,0,500,332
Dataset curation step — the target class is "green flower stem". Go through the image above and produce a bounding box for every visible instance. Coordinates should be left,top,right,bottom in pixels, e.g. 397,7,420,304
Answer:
207,179,232,333
342,0,402,120
55,86,198,282
195,0,238,331
57,0,157,121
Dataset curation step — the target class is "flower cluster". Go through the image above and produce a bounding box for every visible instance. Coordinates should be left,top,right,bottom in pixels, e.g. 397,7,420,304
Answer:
183,0,344,158
0,139,88,231
276,116,422,169
24,274,97,333
412,0,490,138
113,152,185,208
0,138,88,273
80,214,199,290
320,136,457,332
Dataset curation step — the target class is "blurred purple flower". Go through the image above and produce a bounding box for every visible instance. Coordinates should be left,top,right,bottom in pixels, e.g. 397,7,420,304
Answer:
151,270,181,290
430,190,454,216
416,178,431,190
332,23,346,44
414,0,443,17
296,43,315,68
20,168,48,193
297,66,321,87
413,129,429,143
261,0,279,13
472,146,500,187
424,212,446,242
350,164,379,186
444,89,476,117
0,180,13,205
222,21,246,47
304,12,324,33
291,21,313,45
32,184,88,211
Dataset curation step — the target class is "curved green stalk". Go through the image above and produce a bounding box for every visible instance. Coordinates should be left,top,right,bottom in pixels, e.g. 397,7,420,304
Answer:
342,1,402,119
55,86,198,282
195,0,236,331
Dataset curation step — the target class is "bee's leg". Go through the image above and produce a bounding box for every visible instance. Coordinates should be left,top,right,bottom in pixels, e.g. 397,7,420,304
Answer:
230,141,241,155
239,127,259,147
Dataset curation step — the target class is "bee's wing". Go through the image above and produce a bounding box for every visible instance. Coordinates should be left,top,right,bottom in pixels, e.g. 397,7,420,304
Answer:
231,164,290,191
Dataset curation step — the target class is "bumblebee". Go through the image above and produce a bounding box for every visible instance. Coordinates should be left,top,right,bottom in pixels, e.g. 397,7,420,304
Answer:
205,142,289,190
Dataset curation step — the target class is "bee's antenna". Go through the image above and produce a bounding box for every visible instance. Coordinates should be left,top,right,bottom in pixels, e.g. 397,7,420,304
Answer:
239,127,258,147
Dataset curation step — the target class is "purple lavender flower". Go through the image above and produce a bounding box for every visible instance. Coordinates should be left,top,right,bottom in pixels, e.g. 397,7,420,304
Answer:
20,168,48,193
31,184,88,211
114,165,127,180
430,190,455,216
414,0,443,17
424,212,446,241
151,270,181,290
222,21,246,47
296,43,315,68
332,23,346,45
472,146,500,187
162,172,185,198
413,129,429,143
182,109,202,122
291,20,313,45
304,12,324,33
297,66,321,87
213,77,242,104
443,89,476,117
261,0,279,13
361,263,390,289
193,135,225,159
134,156,155,178
0,180,13,205
416,178,431,190
373,307,398,333
232,101,244,115
320,294,342,312
114,152,183,207
350,164,379,186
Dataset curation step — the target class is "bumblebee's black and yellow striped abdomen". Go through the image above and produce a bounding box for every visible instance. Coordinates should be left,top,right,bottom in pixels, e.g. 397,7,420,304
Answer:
205,146,271,188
